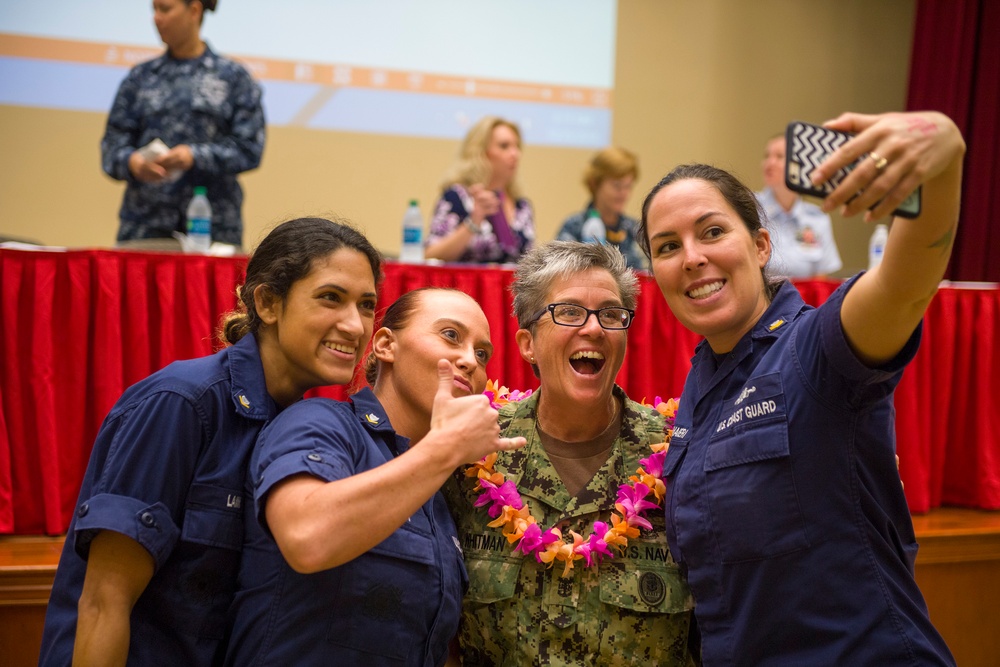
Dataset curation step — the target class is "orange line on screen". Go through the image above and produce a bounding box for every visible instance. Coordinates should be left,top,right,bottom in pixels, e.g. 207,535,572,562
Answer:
0,33,612,108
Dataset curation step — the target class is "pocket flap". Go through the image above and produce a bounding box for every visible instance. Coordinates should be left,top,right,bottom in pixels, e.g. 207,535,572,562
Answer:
182,484,244,550
368,523,436,566
706,373,789,471
464,555,520,604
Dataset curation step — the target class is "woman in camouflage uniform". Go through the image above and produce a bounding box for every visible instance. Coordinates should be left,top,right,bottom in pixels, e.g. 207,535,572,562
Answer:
445,241,697,666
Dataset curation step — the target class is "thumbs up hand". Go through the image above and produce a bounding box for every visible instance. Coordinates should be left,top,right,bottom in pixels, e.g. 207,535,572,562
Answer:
428,360,525,466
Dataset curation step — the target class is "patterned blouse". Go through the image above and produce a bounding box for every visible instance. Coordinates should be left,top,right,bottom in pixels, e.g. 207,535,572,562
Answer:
427,184,535,264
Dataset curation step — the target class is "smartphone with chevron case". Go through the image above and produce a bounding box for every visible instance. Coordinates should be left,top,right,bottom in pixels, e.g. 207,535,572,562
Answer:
784,120,921,219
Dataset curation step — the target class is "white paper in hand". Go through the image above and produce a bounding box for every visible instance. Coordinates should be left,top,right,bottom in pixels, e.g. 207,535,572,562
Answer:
137,138,182,183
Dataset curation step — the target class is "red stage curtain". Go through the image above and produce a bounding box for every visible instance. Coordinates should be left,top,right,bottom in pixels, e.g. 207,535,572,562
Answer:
2,250,999,535
908,0,1000,282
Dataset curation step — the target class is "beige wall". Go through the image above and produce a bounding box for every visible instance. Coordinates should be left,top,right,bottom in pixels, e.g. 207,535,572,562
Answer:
0,0,914,276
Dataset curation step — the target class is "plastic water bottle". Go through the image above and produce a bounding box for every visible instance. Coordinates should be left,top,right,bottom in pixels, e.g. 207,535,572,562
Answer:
399,200,424,263
185,186,212,254
868,223,888,270
581,211,607,244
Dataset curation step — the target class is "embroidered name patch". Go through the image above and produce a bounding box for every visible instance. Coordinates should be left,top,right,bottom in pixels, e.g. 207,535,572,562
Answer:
715,374,785,435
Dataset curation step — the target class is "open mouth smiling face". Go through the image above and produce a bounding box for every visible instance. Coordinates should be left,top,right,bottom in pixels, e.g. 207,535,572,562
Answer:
569,349,607,375
517,267,629,408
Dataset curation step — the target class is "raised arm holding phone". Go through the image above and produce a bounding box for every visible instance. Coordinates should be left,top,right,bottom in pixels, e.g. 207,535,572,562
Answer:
638,110,963,665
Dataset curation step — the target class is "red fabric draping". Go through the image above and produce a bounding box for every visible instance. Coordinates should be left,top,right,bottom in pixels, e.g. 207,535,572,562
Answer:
1,249,998,534
907,0,1000,282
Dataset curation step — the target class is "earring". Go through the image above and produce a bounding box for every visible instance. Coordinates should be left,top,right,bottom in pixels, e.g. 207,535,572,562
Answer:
530,357,535,363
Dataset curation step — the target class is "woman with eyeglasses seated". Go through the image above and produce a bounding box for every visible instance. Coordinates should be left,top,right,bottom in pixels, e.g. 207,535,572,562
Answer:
556,146,648,271
444,241,697,666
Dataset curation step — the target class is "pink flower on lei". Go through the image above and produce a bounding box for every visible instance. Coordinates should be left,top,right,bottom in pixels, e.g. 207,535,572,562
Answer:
474,479,523,518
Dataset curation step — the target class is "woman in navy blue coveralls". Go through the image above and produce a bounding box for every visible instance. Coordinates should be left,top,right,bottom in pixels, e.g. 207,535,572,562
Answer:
39,218,382,665
638,111,964,666
225,287,526,666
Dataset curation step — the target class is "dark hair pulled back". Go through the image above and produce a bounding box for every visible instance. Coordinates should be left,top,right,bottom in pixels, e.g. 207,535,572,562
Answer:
220,217,383,346
360,287,464,388
637,163,781,301
187,0,218,12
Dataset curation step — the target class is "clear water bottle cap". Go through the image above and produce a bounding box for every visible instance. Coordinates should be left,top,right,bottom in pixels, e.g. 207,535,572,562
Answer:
409,199,419,206
194,186,207,196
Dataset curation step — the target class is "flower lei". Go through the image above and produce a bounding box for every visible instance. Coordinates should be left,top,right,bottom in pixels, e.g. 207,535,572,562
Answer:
470,380,679,578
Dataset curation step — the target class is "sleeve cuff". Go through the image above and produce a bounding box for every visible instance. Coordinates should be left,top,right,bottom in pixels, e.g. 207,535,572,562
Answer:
73,493,181,571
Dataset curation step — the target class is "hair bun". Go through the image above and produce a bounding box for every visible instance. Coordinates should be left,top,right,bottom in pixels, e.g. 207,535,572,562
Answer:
201,0,218,12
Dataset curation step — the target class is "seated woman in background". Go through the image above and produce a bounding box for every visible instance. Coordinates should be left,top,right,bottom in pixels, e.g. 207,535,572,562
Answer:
425,116,535,264
445,241,696,666
556,146,648,270
39,217,381,665
225,287,526,666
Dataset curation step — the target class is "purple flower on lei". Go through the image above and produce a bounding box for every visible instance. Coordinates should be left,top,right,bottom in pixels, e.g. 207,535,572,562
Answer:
615,482,659,531
474,479,523,518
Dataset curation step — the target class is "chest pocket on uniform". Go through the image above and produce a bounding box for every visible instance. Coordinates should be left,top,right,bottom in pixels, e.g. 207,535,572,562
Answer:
704,373,809,563
181,483,244,550
149,484,245,639
326,520,457,663
598,540,692,614
464,552,521,604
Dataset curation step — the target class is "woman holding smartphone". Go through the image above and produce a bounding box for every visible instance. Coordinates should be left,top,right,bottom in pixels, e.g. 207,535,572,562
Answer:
638,110,963,665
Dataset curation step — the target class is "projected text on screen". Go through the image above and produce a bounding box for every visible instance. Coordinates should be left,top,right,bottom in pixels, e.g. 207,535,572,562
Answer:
0,0,617,148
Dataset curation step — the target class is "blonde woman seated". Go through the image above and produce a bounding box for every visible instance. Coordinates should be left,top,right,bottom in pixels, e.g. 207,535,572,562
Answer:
425,116,534,264
445,241,696,666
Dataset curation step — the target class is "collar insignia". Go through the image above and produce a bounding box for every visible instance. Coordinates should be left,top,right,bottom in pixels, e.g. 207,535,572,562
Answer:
238,394,251,409
767,318,786,332
365,413,380,424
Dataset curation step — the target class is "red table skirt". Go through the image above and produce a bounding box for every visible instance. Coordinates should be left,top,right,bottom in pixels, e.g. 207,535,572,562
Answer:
1,249,998,534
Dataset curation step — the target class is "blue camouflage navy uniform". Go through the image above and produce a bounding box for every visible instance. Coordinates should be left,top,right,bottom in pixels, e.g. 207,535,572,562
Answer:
556,205,649,271
225,388,466,667
664,278,955,665
445,387,697,667
101,43,265,247
39,333,278,666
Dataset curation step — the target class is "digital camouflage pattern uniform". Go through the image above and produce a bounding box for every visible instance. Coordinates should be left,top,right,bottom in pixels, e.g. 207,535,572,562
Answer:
444,387,697,666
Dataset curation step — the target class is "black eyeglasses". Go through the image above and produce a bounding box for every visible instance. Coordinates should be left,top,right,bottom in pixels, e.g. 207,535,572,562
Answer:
529,302,635,330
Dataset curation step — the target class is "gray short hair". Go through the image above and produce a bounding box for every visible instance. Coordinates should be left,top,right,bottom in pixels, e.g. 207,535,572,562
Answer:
510,241,638,328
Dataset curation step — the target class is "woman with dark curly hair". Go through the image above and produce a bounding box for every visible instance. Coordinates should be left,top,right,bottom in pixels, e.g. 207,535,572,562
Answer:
40,217,381,665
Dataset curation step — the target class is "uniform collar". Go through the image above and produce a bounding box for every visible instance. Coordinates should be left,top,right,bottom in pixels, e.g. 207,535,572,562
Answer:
749,280,809,342
585,202,625,229
760,187,808,221
227,333,279,422
690,280,807,401
349,387,410,454
499,386,633,518
153,42,217,70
